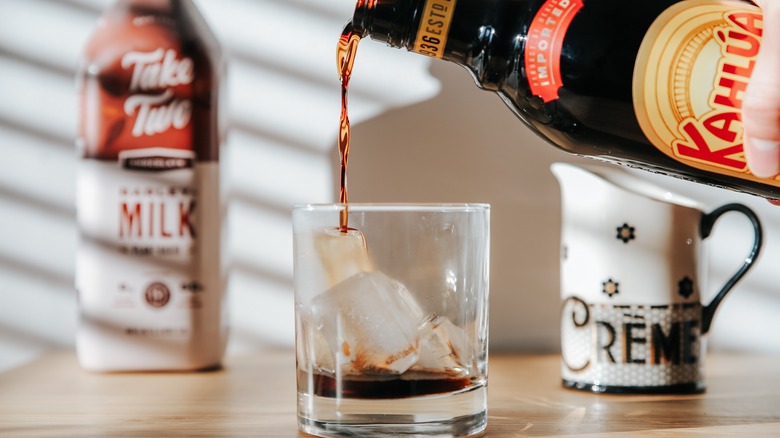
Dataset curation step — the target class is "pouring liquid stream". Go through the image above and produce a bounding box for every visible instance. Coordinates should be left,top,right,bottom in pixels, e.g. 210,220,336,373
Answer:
337,22,361,232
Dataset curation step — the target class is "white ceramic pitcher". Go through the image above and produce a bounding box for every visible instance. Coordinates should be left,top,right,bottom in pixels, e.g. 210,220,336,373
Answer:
551,162,762,394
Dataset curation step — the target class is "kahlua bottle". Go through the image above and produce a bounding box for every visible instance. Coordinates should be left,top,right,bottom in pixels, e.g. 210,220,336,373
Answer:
345,0,775,200
76,0,226,371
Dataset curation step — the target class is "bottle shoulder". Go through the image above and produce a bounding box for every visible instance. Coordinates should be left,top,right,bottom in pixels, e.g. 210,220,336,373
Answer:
81,5,220,70
483,0,683,129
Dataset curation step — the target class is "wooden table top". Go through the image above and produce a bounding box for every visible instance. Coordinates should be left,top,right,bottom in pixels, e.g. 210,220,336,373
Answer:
1,351,779,437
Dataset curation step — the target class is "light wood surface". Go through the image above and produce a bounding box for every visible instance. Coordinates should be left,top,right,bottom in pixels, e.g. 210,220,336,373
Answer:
1,351,779,436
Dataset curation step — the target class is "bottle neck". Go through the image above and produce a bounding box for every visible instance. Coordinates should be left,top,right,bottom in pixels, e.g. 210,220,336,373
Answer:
352,0,420,48
352,0,513,91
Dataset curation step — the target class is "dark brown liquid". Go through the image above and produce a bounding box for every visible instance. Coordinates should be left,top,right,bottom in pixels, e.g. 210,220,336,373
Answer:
300,370,475,399
336,22,361,231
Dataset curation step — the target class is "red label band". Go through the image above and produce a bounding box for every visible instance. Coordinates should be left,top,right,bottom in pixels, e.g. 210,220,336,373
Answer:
525,0,584,102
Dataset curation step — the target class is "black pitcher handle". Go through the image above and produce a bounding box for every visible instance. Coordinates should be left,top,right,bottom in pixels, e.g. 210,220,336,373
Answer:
700,203,763,334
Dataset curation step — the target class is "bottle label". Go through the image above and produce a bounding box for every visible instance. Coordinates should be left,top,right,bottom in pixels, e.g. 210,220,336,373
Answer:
633,0,778,186
525,0,584,102
412,0,457,58
77,46,223,358
76,154,222,339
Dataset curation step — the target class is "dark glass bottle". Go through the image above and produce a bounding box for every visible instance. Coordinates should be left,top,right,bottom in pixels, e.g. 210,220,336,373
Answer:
76,0,226,371
350,0,775,199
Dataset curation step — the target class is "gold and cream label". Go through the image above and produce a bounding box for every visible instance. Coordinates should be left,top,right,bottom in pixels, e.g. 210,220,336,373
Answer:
413,0,456,58
633,0,777,186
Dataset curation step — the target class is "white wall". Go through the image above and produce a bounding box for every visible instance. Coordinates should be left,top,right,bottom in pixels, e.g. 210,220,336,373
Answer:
0,0,778,372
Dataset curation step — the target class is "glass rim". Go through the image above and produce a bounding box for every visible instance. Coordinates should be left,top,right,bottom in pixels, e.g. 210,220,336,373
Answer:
292,203,490,212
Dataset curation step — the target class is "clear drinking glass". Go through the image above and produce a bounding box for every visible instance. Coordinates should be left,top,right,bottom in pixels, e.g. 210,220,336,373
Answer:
293,203,490,437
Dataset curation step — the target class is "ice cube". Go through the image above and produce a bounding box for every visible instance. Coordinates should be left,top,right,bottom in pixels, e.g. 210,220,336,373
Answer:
412,315,473,377
310,271,425,376
297,316,335,374
315,227,374,287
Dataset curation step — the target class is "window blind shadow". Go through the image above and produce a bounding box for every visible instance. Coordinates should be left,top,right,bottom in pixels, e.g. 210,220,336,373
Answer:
0,0,440,371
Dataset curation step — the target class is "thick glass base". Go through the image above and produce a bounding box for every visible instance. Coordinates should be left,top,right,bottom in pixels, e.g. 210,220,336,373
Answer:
297,384,487,437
